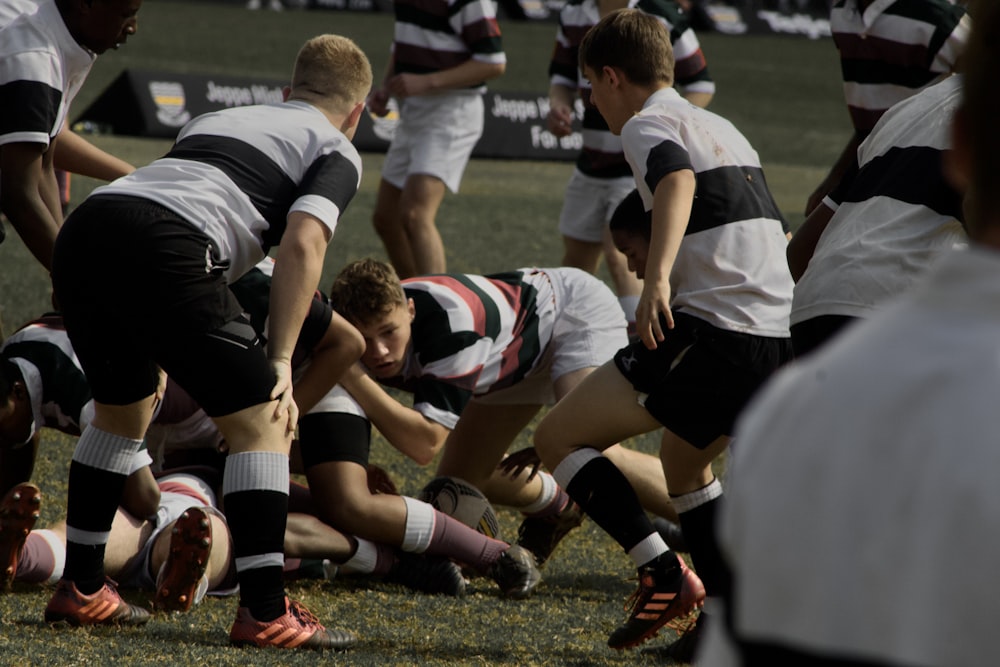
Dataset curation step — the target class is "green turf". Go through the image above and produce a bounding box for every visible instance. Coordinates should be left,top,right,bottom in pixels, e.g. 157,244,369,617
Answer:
0,2,850,663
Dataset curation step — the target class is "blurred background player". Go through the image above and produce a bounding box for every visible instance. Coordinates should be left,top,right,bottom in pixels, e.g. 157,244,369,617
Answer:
700,4,1000,664
547,0,715,333
366,0,505,278
804,0,969,215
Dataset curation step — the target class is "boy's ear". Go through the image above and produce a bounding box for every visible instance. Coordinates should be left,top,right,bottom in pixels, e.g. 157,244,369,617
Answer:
346,101,365,131
407,298,416,322
603,65,623,89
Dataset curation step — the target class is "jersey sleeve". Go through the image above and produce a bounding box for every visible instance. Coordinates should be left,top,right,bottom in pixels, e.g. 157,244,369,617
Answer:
0,50,62,147
622,114,693,200
451,0,506,66
549,14,580,89
290,148,362,239
410,376,472,430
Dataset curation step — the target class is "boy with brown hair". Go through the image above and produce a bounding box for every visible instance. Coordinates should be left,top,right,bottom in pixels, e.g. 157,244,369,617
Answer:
328,258,683,582
47,34,371,650
533,8,793,659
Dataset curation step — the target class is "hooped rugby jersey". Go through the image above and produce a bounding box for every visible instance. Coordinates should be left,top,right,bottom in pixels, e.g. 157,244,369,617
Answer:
549,0,714,178
92,100,363,282
622,87,792,336
1,314,91,442
791,75,966,326
378,269,557,429
831,0,968,135
0,0,95,149
390,0,506,92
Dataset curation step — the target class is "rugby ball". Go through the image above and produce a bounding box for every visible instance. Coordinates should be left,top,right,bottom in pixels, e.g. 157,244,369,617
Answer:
419,476,503,541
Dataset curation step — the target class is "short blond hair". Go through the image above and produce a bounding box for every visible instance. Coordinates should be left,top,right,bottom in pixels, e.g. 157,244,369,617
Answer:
329,258,407,327
290,34,373,115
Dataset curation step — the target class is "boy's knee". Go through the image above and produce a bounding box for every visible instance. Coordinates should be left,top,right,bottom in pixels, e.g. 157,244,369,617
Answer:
533,419,566,470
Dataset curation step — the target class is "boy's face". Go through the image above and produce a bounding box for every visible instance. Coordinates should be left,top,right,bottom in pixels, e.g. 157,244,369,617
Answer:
584,65,627,135
75,0,142,54
354,300,415,379
612,228,650,279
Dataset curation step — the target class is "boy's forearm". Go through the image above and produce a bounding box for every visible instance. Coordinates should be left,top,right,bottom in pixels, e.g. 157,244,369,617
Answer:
293,313,364,416
646,170,696,284
54,130,135,181
341,370,448,465
267,215,330,364
423,59,505,92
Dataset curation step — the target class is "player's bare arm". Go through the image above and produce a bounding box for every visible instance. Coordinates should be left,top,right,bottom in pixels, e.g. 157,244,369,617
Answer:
339,364,449,465
636,169,695,349
787,202,835,282
267,212,332,432
0,141,63,270
292,311,364,416
53,129,135,181
386,59,505,98
547,83,576,137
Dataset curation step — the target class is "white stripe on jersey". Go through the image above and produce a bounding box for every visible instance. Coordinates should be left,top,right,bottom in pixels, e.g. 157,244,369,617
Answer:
622,87,792,336
92,100,362,282
407,275,522,390
396,21,469,54
0,0,94,145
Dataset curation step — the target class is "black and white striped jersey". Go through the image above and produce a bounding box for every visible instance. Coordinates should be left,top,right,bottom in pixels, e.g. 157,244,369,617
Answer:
622,87,792,337
92,100,363,282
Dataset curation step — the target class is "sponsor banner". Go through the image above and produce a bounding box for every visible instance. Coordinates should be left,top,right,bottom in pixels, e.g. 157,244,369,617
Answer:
73,69,584,161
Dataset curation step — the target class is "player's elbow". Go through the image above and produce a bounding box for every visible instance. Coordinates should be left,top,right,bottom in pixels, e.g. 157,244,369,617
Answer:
484,61,505,81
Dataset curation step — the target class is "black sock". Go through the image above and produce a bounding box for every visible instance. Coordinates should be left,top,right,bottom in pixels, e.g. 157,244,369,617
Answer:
677,495,731,599
564,455,655,553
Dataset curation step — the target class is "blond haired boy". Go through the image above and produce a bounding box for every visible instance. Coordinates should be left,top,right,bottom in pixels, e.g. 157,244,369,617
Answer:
46,34,370,649
534,8,793,659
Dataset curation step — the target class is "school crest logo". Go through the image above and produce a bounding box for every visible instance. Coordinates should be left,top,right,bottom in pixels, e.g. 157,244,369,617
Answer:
149,81,191,128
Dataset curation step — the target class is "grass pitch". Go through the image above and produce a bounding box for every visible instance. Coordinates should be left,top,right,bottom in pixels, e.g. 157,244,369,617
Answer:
0,3,848,664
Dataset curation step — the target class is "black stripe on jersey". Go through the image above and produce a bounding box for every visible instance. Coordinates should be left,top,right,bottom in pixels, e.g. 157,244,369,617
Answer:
840,59,942,89
689,166,784,235
299,151,360,219
3,340,91,427
412,374,473,419
486,271,544,387
635,0,687,39
0,80,61,139
167,135,296,242
396,3,453,34
407,289,483,367
450,274,503,339
884,0,964,44
840,145,963,221
644,139,694,193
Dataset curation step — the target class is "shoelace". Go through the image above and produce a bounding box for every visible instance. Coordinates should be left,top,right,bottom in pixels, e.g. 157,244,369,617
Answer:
289,600,321,628
622,572,657,613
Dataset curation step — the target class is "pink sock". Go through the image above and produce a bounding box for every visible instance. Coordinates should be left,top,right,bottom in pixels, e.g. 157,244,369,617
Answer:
424,511,507,571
